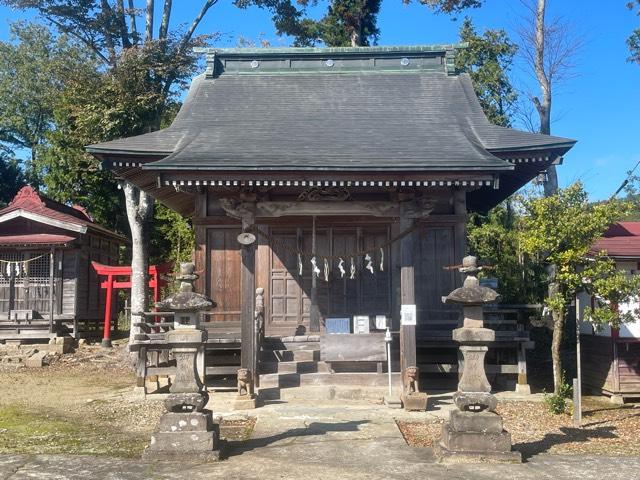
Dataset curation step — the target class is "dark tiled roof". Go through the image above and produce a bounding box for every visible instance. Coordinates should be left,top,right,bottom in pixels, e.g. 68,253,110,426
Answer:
87,46,575,173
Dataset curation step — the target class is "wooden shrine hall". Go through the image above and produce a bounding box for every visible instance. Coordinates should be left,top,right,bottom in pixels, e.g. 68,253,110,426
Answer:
88,45,575,394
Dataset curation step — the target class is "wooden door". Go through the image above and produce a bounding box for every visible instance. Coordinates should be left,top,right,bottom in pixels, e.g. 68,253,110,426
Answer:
207,228,242,322
266,226,391,335
268,230,309,333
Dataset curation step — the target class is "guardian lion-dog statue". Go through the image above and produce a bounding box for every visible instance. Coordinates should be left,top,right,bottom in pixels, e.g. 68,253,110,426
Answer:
237,368,254,397
401,366,427,411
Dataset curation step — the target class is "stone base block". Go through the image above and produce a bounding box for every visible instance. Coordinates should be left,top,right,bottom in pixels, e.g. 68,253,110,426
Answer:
515,383,531,395
144,411,221,461
449,410,502,434
434,442,521,464
452,327,495,343
401,392,428,411
440,423,514,454
157,412,218,433
234,395,259,410
25,351,48,368
384,395,402,409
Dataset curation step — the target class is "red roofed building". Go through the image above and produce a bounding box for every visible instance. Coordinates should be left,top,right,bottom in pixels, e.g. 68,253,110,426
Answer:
590,222,640,261
579,222,640,403
0,186,126,341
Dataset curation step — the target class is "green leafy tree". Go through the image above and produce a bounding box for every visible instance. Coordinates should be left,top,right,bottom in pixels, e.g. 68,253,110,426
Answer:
150,203,195,265
456,18,518,127
1,1,218,352
467,199,545,303
628,1,640,64
0,155,25,206
519,182,630,394
583,262,640,330
235,0,482,47
0,22,92,171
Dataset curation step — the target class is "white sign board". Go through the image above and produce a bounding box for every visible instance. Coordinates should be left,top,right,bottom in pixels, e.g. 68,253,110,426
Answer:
401,304,417,326
353,315,370,334
375,315,388,330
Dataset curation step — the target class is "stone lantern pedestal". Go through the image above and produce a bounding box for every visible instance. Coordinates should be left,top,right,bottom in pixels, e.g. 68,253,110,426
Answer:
435,256,521,463
142,263,221,462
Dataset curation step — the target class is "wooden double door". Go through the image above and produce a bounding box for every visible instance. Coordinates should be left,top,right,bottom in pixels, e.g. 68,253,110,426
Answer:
265,226,392,336
204,223,458,336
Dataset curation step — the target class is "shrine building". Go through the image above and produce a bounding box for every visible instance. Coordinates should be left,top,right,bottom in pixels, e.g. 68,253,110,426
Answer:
88,46,575,393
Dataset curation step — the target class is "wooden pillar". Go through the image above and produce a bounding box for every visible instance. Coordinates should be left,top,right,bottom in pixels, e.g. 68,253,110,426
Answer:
453,188,467,267
49,248,55,334
310,215,320,333
240,208,257,386
8,261,15,315
399,209,416,381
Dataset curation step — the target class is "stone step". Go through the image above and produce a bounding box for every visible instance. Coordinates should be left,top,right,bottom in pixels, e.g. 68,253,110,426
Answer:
260,349,320,362
258,372,401,389
259,361,332,374
258,385,403,402
261,341,320,352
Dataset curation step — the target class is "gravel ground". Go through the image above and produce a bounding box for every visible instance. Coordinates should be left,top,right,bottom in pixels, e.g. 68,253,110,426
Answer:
0,340,254,457
397,398,640,457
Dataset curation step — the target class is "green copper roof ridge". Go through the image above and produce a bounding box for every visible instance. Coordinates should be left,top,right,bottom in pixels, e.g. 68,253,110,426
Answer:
194,44,468,56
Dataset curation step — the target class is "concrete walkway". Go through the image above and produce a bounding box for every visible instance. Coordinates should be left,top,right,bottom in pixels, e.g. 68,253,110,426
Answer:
1,394,639,479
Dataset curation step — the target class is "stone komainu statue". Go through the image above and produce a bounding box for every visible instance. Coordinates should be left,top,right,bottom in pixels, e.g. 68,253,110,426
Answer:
237,368,254,397
403,366,420,396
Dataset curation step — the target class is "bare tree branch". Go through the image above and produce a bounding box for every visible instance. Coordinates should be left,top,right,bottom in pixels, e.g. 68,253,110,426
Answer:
44,15,111,65
99,0,118,63
159,0,173,41
115,0,132,49
180,0,219,51
127,0,140,45
145,0,154,42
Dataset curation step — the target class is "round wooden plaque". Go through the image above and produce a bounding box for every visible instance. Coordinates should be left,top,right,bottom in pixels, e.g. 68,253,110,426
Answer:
237,232,257,245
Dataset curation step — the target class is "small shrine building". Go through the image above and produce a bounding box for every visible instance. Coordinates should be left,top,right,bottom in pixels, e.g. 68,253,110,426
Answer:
88,46,575,390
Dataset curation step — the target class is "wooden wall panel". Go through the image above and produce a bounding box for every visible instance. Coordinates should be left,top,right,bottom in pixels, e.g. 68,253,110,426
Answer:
207,227,241,322
415,225,458,327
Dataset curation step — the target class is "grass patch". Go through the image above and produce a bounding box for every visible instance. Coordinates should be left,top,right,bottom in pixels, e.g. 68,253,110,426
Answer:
0,405,148,458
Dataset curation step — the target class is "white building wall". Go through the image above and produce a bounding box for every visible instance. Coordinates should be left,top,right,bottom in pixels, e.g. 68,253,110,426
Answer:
577,259,640,339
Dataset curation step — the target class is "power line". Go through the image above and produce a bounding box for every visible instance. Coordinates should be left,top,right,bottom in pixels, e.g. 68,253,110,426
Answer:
610,158,640,200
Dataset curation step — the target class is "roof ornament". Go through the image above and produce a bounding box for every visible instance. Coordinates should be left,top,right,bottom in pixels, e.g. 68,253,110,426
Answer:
8,185,45,208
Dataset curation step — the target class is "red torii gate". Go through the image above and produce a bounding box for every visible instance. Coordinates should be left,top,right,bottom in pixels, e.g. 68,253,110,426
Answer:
92,261,172,347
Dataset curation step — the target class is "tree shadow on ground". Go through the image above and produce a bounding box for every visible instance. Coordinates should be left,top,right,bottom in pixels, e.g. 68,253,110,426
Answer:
225,420,370,458
516,425,618,461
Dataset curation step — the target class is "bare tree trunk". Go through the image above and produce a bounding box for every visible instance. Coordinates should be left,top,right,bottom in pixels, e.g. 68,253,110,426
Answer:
159,0,172,41
127,0,138,43
532,0,557,196
551,309,564,394
145,0,154,42
123,182,154,365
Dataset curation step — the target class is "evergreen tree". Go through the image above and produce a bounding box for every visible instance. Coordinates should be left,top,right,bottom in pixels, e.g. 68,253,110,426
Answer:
235,0,482,47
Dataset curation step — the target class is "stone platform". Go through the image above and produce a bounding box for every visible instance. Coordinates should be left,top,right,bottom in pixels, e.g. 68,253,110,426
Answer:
143,411,222,462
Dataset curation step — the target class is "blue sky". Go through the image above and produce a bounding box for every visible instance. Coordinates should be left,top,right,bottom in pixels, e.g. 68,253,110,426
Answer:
1,0,638,200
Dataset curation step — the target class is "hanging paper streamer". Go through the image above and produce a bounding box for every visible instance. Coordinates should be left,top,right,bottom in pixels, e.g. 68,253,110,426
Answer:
311,256,321,278
350,257,356,279
379,247,384,272
298,253,303,276
338,258,345,278
324,258,329,282
365,253,374,274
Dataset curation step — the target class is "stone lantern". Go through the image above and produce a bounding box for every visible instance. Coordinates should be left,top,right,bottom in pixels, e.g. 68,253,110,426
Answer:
435,256,521,463
143,262,222,461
